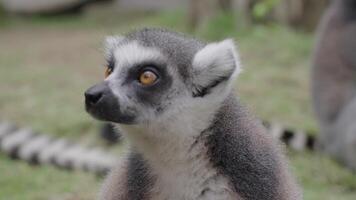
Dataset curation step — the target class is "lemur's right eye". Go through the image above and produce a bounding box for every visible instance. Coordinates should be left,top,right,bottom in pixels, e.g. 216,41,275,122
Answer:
105,66,113,78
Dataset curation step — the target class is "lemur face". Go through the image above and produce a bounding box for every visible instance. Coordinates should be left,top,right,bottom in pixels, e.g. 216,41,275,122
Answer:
85,28,240,124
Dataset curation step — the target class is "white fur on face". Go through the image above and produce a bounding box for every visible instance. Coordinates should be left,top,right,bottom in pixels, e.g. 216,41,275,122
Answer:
113,41,164,69
104,35,124,59
106,39,243,130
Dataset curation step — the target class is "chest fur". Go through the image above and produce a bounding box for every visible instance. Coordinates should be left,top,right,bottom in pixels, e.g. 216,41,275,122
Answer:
120,104,240,200
143,137,238,200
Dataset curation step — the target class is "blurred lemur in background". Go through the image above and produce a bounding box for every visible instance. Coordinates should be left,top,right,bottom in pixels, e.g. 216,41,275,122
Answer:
85,28,301,199
312,0,356,170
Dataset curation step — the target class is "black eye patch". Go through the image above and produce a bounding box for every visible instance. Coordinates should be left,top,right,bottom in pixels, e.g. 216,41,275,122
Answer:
123,61,173,107
124,61,166,86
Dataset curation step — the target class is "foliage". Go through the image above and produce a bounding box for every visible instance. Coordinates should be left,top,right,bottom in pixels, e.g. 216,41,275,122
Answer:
252,0,281,20
195,11,237,41
0,4,6,26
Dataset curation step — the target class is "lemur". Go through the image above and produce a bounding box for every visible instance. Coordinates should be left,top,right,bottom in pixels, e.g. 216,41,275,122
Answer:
312,0,356,170
85,28,301,200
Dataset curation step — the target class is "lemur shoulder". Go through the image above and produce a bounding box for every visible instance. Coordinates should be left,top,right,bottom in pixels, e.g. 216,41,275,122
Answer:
85,28,301,200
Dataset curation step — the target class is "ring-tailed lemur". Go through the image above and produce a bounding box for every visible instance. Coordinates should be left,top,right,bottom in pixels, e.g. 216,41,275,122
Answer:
85,28,301,199
0,121,117,175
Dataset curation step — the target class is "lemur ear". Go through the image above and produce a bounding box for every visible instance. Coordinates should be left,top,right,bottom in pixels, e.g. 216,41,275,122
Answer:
192,39,241,97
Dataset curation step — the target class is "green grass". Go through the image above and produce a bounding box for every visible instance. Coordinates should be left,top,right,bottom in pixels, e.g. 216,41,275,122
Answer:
291,152,356,199
0,155,99,200
236,25,315,132
1,5,356,199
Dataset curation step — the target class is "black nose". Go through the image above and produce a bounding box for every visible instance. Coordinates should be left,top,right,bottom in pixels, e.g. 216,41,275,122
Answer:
85,91,102,105
85,83,106,105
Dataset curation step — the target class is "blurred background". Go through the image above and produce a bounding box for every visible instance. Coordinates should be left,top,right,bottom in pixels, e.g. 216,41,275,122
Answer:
0,0,356,199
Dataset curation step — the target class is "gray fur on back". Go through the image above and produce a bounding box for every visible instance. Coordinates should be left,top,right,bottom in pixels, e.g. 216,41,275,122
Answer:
204,94,300,199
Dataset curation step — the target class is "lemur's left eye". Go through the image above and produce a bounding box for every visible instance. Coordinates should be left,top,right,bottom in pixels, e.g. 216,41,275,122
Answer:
139,70,158,86
105,67,113,78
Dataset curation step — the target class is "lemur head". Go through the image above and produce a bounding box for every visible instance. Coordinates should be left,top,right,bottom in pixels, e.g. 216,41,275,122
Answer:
85,28,241,125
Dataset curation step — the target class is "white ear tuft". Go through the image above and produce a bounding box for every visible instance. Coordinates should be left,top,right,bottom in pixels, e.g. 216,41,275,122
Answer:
192,39,241,97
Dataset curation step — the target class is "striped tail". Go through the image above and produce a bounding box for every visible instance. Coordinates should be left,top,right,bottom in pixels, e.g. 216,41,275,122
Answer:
0,121,118,175
263,121,317,151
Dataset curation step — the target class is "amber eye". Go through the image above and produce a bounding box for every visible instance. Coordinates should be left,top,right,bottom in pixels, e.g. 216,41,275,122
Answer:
139,70,158,86
105,67,113,78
